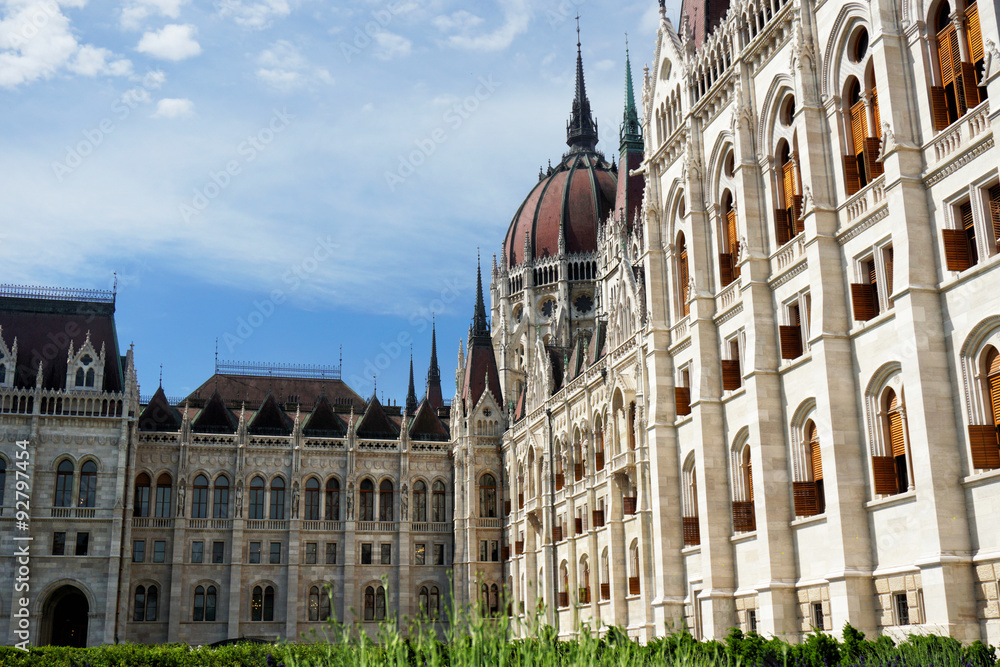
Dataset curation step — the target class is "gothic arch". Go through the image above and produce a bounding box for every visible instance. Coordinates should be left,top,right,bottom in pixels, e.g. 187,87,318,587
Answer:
821,3,871,99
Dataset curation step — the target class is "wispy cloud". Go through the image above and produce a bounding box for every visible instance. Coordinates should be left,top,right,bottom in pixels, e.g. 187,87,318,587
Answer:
437,0,530,53
255,40,332,91
373,31,411,61
0,0,132,88
432,10,483,33
152,97,194,118
217,0,291,29
136,24,201,61
120,0,189,30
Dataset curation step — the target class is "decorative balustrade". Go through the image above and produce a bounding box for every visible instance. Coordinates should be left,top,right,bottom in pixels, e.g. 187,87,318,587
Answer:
356,521,395,532
0,387,126,418
304,438,346,449
412,522,450,533
477,518,502,529
302,520,344,531
132,517,174,529
932,101,990,162
358,440,398,451
772,234,807,273
717,279,740,312
670,317,690,346
245,519,288,531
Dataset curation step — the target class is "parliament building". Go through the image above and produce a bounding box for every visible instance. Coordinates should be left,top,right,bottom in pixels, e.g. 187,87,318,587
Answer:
2,0,1000,648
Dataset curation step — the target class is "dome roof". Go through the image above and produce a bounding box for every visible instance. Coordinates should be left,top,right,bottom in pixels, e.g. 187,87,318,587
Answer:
503,152,617,267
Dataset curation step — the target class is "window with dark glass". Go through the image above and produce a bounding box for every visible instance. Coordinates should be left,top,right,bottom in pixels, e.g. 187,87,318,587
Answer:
74,531,89,555
325,542,337,564
380,543,391,565
249,476,265,519
269,542,281,564
191,474,209,519
55,460,74,507
270,477,285,520
134,473,151,517
379,480,393,521
304,477,320,521
361,543,372,564
213,475,229,518
479,474,497,518
263,586,275,621
191,541,203,563
412,480,427,522
153,540,165,563
431,481,445,522
154,473,172,518
305,542,317,564
324,478,340,520
212,541,224,564
414,543,425,565
52,532,66,555
249,541,261,564
133,540,145,563
78,461,97,508
433,543,445,565
359,479,374,521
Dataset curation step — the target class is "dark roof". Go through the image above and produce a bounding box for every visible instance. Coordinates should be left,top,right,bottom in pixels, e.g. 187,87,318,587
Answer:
138,386,182,432
355,395,399,439
302,394,347,437
183,373,365,412
409,399,450,441
191,390,238,434
681,0,731,49
513,386,525,422
0,293,123,391
586,320,607,367
248,393,294,436
547,346,566,394
462,343,503,412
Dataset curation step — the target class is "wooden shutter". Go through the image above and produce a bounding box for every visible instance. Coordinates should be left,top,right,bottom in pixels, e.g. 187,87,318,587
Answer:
968,424,1000,470
960,61,981,110
727,209,741,278
679,245,690,315
747,460,754,501
850,99,867,156
721,360,742,391
942,229,971,271
885,247,894,296
872,455,898,495
683,516,700,546
851,283,877,320
732,500,755,531
864,137,884,179
775,208,791,245
793,481,819,516
930,86,951,131
793,195,804,234
967,5,983,61
719,252,735,286
675,386,691,416
810,430,823,482
988,186,1000,247
780,325,803,359
843,155,862,196
990,363,1000,426
782,161,796,209
872,87,881,138
888,410,906,458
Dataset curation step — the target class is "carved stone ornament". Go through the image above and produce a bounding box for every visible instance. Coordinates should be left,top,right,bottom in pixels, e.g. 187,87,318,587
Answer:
878,123,896,160
983,39,1000,83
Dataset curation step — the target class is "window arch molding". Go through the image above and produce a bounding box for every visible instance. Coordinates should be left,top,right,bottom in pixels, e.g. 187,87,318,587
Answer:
788,398,820,481
728,427,753,503
863,362,904,457
960,317,1000,424
820,5,874,99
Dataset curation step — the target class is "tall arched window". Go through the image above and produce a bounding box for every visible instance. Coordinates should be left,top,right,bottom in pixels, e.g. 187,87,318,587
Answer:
429,586,440,619
579,557,590,604
359,479,374,522
676,232,690,316
732,444,756,532
931,1,985,131
263,586,275,621
874,388,909,495
249,476,265,519
308,585,331,621
304,477,320,521
191,474,209,519
413,480,427,522
775,141,804,244
55,460,74,507
842,74,883,196
134,585,146,622
251,586,263,621
270,477,285,520
374,585,386,620
431,481,445,522
419,586,429,615
479,474,497,517
145,584,158,621
205,585,217,621
793,421,826,516
490,583,499,615
0,459,6,508
134,473,151,517
194,585,206,621
970,347,1000,469
601,548,610,600
379,480,394,521
682,456,699,546
324,478,340,520
155,473,172,518
720,190,740,285
628,542,640,595
78,460,97,508
309,586,320,621
364,586,375,620
595,417,605,470
627,402,637,450
213,475,229,519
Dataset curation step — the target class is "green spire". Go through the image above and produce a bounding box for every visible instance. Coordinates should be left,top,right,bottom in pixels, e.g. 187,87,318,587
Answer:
620,35,643,154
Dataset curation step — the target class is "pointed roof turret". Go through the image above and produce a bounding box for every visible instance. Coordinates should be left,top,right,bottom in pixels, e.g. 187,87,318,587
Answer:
405,351,417,416
620,36,643,154
462,256,503,412
471,253,490,343
566,16,599,154
425,318,444,410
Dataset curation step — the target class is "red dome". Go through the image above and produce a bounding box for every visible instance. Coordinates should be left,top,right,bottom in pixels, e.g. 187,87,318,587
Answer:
503,151,617,267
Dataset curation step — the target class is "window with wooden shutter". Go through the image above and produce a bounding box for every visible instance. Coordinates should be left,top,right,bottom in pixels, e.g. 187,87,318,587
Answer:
683,516,700,546
721,359,741,391
872,87,881,138
675,386,691,416
968,425,1000,470
935,21,962,127
884,246,894,297
678,236,690,316
843,155,862,196
872,455,898,495
851,283,877,321
732,501,755,532
719,252,735,287
959,61,980,110
864,137,884,180
780,325,803,359
793,481,819,516
988,185,1000,249
793,195,804,235
775,207,792,245
966,4,988,101
810,425,826,513
942,228,972,271
887,393,909,492
990,351,1000,426
930,86,951,131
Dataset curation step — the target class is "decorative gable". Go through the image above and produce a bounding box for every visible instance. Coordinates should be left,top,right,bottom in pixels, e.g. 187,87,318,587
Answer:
355,395,400,439
409,399,450,441
191,390,238,434
65,331,105,391
0,326,15,388
248,393,294,436
302,394,347,437
138,386,182,432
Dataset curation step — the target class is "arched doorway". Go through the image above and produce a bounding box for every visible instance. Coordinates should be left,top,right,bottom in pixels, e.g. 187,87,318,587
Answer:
44,586,88,647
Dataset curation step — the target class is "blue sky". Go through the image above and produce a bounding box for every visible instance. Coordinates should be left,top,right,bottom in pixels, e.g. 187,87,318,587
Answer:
1,0,681,405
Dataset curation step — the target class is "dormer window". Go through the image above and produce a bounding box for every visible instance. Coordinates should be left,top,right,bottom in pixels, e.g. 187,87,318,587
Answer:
66,335,104,391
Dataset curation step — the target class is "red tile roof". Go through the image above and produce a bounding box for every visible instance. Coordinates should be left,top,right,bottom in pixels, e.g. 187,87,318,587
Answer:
183,374,365,412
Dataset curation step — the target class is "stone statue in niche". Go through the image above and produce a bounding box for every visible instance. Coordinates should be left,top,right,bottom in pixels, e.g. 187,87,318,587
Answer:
235,480,244,518
346,482,354,520
176,479,186,517
401,483,409,521
291,481,300,519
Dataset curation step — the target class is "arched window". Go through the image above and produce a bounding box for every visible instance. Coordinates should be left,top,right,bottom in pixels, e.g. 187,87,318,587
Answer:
375,585,386,620
676,232,690,316
0,459,5,507
419,586,429,615
682,456,699,546
431,481,446,522
479,474,496,517
601,548,610,600
364,586,375,620
0,363,6,384
249,476,265,519
429,586,440,619
490,583,499,615
842,75,883,196
324,478,340,520
213,475,229,519
251,585,263,621
270,477,285,520
379,480,394,522
775,140,804,244
75,368,85,387
264,585,275,621
134,473,151,517
154,473,172,518
194,585,209,621
732,444,756,532
413,480,427,522
146,585,158,621
628,541,640,595
78,460,97,508
971,347,1000,469
874,388,909,495
55,460,74,507
594,417,605,470
205,585,217,621
304,478,320,521
309,585,320,621
134,585,146,622
191,474,209,518
320,585,331,621
627,402,637,450
931,1,986,131
720,190,741,285
559,562,569,608
359,479,374,522
579,557,590,604
85,368,95,387
308,584,331,621
481,583,491,614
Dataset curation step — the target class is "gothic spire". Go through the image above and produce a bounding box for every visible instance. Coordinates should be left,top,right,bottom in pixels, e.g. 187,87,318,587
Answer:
620,35,643,154
566,16,599,153
426,317,444,410
471,252,490,343
405,350,417,416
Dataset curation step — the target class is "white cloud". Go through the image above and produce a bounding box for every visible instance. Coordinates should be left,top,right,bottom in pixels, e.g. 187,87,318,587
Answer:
594,58,615,72
255,40,332,91
0,1,132,88
438,0,529,52
152,97,194,118
373,31,411,61
432,10,483,33
120,0,188,30
136,24,201,61
217,0,290,29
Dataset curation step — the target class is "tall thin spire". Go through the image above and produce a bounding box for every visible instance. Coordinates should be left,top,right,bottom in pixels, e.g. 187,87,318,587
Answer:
566,15,599,153
405,349,417,416
620,34,643,153
426,316,444,410
471,251,490,342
